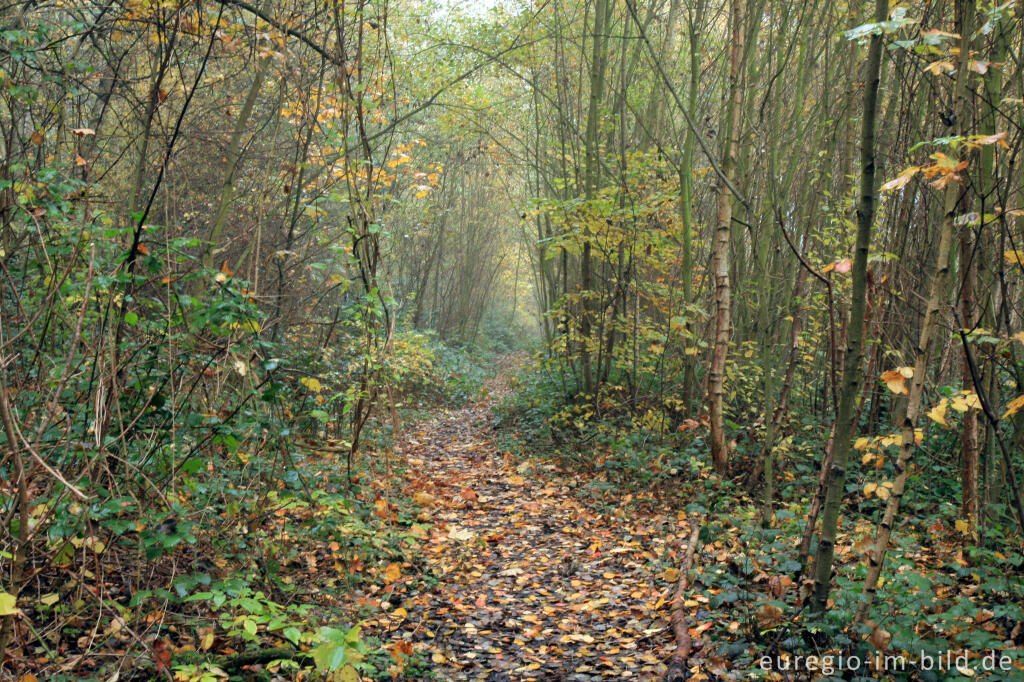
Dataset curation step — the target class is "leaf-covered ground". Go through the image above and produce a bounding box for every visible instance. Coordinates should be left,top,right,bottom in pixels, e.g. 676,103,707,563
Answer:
357,377,682,680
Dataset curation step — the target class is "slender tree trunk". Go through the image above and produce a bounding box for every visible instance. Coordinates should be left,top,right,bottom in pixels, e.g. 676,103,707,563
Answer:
580,0,611,396
809,0,887,614
960,231,980,532
199,56,272,275
853,13,967,614
678,0,704,408
708,0,744,475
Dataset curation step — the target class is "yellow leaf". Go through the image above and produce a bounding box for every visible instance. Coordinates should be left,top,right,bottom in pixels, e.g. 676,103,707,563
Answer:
880,369,909,395
973,131,1008,147
854,437,870,451
384,563,402,583
1005,250,1024,265
880,166,920,192
392,607,408,619
300,377,323,393
863,482,878,497
447,525,476,541
962,392,981,410
924,60,955,76
876,485,890,501
39,593,59,606
663,567,680,583
1003,394,1024,419
927,399,948,427
955,519,970,534
0,592,18,616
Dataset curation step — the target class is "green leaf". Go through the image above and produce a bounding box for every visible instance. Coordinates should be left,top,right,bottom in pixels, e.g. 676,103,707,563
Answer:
312,642,347,671
243,618,257,637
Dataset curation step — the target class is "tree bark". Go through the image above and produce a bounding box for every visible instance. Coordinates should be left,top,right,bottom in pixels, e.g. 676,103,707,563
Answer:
854,1,970,615
708,0,744,475
809,0,887,615
580,0,611,396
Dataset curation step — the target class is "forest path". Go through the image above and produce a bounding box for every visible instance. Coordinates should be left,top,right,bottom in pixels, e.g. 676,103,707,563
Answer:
366,361,676,680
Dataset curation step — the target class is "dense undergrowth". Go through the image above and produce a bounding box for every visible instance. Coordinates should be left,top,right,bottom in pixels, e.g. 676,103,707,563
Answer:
2,301,494,681
495,356,1024,680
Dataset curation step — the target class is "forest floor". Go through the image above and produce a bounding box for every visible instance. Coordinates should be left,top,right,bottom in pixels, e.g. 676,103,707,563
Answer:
357,362,681,680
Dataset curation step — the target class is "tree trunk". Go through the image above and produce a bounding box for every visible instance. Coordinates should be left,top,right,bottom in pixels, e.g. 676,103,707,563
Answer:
809,0,887,615
853,4,968,615
708,0,744,475
580,0,611,396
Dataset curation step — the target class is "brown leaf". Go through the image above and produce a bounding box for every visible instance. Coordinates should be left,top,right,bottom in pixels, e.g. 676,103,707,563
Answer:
768,575,793,599
389,638,414,661
152,638,172,672
869,625,891,652
755,603,783,627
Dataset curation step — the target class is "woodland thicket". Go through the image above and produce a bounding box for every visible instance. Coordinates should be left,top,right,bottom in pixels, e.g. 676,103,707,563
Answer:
2,0,1024,680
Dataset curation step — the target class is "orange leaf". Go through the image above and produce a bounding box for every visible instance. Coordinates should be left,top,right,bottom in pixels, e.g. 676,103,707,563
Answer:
880,368,910,395
152,638,172,672
389,638,414,661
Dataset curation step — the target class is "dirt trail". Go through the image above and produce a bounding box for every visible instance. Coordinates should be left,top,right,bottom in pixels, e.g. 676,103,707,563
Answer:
367,366,676,680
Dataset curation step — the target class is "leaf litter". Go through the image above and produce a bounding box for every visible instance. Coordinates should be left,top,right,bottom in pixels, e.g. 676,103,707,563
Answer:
357,384,681,680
